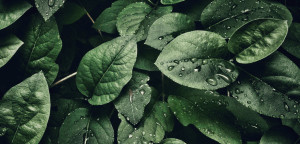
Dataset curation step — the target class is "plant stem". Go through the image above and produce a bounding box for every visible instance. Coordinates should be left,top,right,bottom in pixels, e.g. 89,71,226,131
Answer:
84,8,103,38
51,72,77,87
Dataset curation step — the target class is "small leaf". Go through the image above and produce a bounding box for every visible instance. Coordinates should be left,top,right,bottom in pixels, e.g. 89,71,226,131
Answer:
161,138,187,144
201,0,292,38
0,0,31,30
161,0,185,5
93,0,142,34
155,30,238,90
114,71,152,125
58,108,114,144
168,90,242,144
0,34,23,68
282,23,300,59
259,126,298,144
35,0,66,21
228,70,300,119
0,72,50,144
76,36,137,105
228,19,288,64
145,13,195,50
17,14,62,85
116,2,172,41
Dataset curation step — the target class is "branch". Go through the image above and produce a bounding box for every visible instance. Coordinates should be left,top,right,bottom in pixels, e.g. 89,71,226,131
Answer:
51,72,77,87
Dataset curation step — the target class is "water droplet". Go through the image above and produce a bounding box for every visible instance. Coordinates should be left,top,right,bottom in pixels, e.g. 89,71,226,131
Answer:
247,101,251,104
139,89,145,95
215,74,232,83
179,73,183,77
260,98,264,102
168,66,174,71
231,4,237,10
284,102,290,112
158,36,163,40
181,67,185,71
191,58,198,63
235,88,241,94
129,134,133,138
48,0,55,7
202,59,208,65
206,78,218,86
279,114,285,119
80,116,85,120
173,60,179,64
226,26,231,29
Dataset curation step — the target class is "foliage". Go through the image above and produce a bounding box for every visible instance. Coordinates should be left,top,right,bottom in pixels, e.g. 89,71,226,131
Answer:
0,0,300,143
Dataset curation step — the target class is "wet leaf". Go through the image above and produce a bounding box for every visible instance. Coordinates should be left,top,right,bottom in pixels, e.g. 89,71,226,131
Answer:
0,34,23,68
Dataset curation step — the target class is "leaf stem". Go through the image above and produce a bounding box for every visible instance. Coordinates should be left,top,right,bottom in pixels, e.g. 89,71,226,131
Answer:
84,8,103,38
51,72,77,87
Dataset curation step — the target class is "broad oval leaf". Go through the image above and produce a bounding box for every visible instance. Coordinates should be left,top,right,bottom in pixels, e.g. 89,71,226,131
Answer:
201,0,292,38
282,23,300,59
0,34,23,68
228,71,300,119
0,0,31,30
114,71,152,125
93,0,142,34
76,36,137,105
17,14,62,85
161,0,185,5
168,92,242,144
155,30,238,90
35,0,66,21
228,19,288,64
116,2,172,41
145,13,195,50
0,72,50,144
259,126,298,144
58,108,114,144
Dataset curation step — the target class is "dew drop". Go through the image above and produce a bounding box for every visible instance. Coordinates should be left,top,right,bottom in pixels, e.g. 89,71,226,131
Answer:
80,116,85,120
247,101,251,104
168,66,174,71
181,67,185,71
158,36,164,40
190,58,198,63
48,0,55,7
216,74,232,83
231,4,237,10
202,59,208,65
206,78,218,86
139,89,145,95
129,134,133,138
235,88,241,94
179,73,183,77
226,26,231,29
173,60,179,64
284,102,290,112
279,114,285,119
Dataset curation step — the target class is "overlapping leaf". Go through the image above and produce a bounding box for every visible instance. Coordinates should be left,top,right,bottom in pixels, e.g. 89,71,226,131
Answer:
76,36,137,105
259,126,298,144
155,30,238,90
282,23,300,59
35,0,66,21
228,19,288,64
161,0,185,5
0,72,50,144
0,34,23,68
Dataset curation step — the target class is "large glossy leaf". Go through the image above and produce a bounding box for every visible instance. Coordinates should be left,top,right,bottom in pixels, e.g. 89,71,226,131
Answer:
259,126,298,144
35,0,66,21
155,30,238,90
228,70,300,119
145,13,195,50
0,34,23,68
282,23,300,59
161,0,185,5
116,2,172,41
117,101,173,144
201,0,292,38
114,71,152,125
76,36,137,105
0,0,31,30
0,72,50,144
17,14,62,85
228,19,288,64
58,108,114,144
93,0,141,34
168,90,242,144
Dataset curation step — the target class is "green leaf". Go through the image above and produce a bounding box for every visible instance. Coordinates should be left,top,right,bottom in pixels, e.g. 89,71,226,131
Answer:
145,13,195,50
116,2,173,41
35,0,66,21
17,14,62,85
55,1,85,25
117,101,173,144
259,126,298,144
168,90,242,144
282,119,300,135
93,0,141,34
201,0,292,38
155,30,238,90
58,108,114,144
76,36,137,105
228,70,300,119
0,0,31,30
161,0,185,5
228,19,288,64
114,71,152,125
0,34,23,68
282,23,300,59
0,72,50,144
134,45,159,71
161,138,186,144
